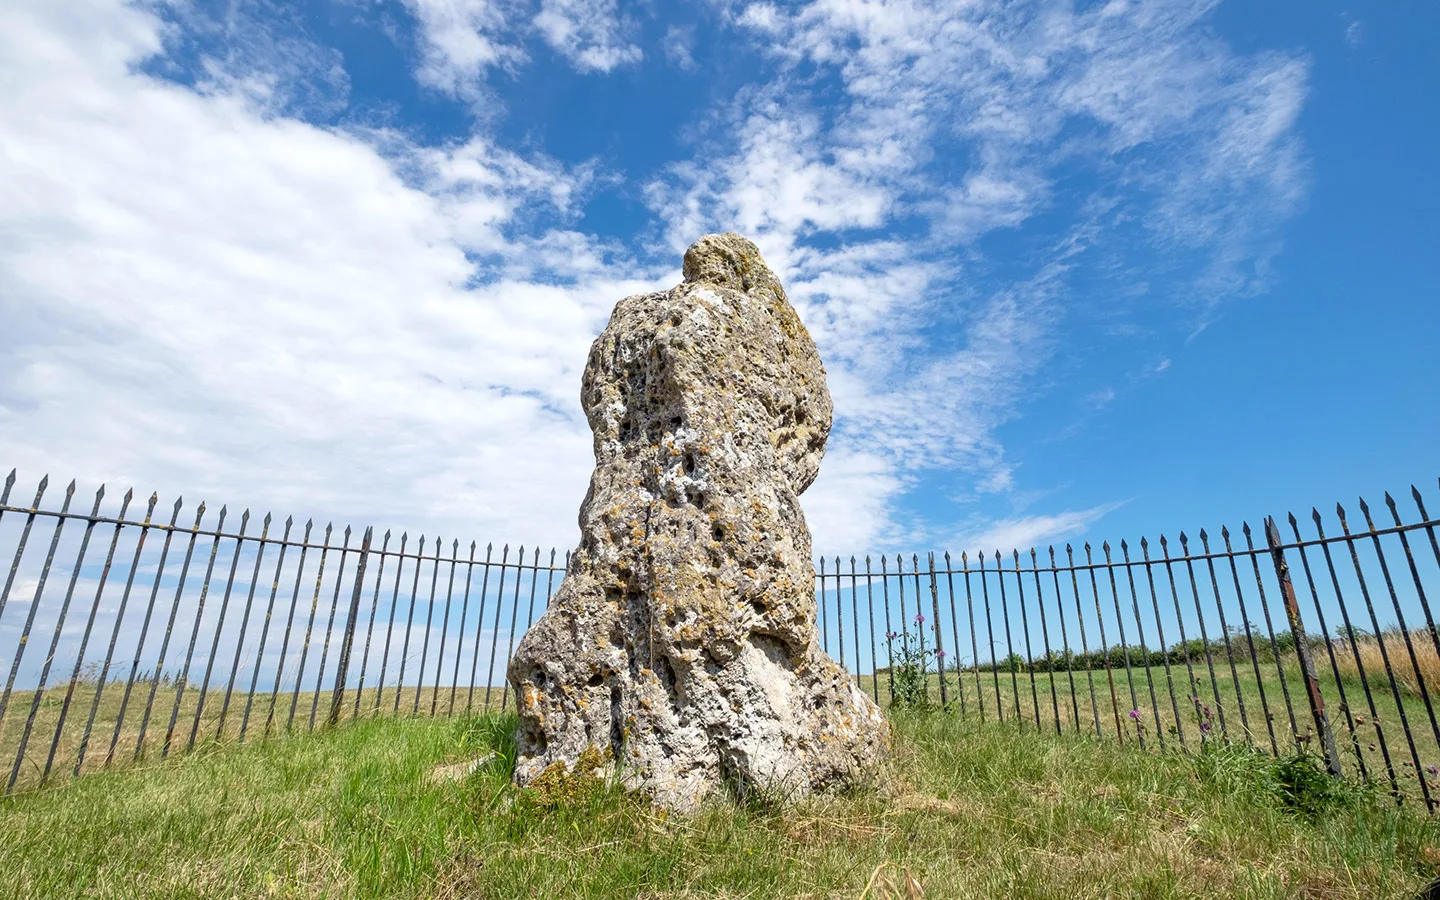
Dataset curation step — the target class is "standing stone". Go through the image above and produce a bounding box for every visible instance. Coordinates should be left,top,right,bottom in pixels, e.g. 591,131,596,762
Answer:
508,233,889,810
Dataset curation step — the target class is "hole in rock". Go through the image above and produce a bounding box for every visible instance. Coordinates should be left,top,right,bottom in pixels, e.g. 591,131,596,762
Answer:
749,599,766,618
683,452,696,475
588,673,604,688
609,684,625,757
712,525,724,541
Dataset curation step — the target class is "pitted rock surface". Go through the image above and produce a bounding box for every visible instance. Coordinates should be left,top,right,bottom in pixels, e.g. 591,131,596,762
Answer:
507,233,889,810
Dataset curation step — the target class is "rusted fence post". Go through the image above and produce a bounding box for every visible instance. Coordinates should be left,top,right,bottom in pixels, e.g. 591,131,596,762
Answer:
328,526,373,726
1265,517,1342,776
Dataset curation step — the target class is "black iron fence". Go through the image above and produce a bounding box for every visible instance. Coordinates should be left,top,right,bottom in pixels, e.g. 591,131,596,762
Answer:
2,467,1439,807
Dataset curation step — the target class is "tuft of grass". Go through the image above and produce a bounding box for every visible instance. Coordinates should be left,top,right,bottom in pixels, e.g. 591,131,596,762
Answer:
1331,629,1440,699
1,709,1438,899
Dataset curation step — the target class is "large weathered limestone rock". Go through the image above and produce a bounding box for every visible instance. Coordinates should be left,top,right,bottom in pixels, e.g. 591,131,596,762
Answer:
508,233,889,810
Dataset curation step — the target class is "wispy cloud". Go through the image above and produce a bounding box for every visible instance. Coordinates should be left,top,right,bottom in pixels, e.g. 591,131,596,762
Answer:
0,0,1310,564
645,0,1307,551
533,0,642,73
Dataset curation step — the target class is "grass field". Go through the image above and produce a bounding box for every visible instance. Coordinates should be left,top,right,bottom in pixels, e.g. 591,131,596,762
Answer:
0,681,513,793
857,646,1440,803
2,708,1438,899
7,638,1440,803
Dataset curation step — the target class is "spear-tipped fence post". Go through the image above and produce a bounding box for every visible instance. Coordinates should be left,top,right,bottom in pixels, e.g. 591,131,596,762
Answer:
1265,517,1342,777
330,526,373,726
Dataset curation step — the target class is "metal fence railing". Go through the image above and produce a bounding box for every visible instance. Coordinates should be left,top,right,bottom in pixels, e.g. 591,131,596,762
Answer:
2,467,1439,808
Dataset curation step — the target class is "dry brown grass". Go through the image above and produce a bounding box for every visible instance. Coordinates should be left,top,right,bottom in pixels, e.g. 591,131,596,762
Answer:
1329,629,1440,698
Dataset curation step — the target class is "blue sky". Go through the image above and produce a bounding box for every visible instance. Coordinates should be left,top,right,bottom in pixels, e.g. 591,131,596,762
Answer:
1,0,1436,560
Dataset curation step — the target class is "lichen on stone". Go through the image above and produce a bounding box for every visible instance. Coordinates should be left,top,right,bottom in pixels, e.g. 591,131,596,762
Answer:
508,233,889,812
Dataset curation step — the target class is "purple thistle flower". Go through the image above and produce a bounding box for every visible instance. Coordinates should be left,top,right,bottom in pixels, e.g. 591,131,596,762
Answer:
1199,721,1213,735
886,631,898,640
915,613,925,624
1427,765,1439,778
935,649,947,659
1128,708,1141,721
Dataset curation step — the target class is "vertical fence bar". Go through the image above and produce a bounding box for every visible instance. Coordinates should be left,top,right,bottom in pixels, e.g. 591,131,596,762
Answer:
1085,543,1124,741
0,475,50,625
1214,528,1274,752
1360,501,1440,760
395,535,426,715
1160,536,1202,737
1265,518,1342,777
288,523,333,731
963,553,983,721
263,519,313,739
928,553,945,707
1138,538,1184,747
1355,500,1436,806
309,528,353,730
1339,501,1431,806
1064,546,1101,738
467,544,494,713
484,546,510,711
432,540,459,716
0,479,75,734
330,527,373,726
78,492,158,773
1049,548,1082,734
46,488,133,784
353,530,390,718
1391,492,1440,687
851,557,864,691
414,537,442,717
162,503,233,756
134,503,208,760
943,554,965,715
979,552,1002,722
163,508,234,756
879,555,895,702
1288,513,1366,779
1412,485,1440,650
501,547,527,712
839,557,850,674
1242,523,1302,745
1010,551,1040,727
241,517,295,742
896,555,908,658
376,533,409,715
1102,543,1143,747
1120,541,1163,748
823,555,835,653
1178,533,1228,739
8,484,103,793
188,510,249,749
1198,529,1253,746
449,542,476,716
865,556,880,704
1315,508,1398,795
216,514,272,739
1027,550,1060,733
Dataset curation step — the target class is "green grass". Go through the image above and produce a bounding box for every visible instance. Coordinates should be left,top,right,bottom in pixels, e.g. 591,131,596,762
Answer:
858,651,1440,802
2,710,1437,898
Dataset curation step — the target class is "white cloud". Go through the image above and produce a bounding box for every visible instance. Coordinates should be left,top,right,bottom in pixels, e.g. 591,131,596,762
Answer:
403,0,526,99
951,501,1129,557
533,0,642,73
647,0,1308,551
663,24,697,71
0,0,1311,574
0,0,662,557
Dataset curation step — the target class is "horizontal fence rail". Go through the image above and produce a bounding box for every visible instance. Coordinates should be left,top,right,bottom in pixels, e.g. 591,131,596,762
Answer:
2,468,1439,809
